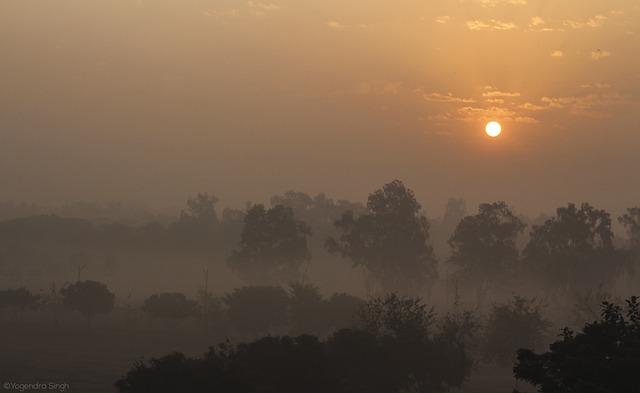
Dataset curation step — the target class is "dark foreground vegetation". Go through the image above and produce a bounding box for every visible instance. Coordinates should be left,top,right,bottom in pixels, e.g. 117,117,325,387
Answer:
2,180,640,392
114,296,640,393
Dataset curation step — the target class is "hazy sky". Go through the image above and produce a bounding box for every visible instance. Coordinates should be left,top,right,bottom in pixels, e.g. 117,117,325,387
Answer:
1,0,639,217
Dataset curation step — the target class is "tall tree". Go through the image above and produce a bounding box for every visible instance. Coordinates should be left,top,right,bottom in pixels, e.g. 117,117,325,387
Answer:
173,193,219,253
524,203,627,298
227,204,311,284
326,180,437,294
619,207,640,288
61,280,115,331
448,202,525,310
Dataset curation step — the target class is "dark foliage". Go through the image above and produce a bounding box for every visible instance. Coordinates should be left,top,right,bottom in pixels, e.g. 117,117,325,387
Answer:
61,280,115,331
116,328,473,393
326,180,438,294
223,285,290,337
448,201,525,310
141,293,199,332
524,203,629,296
227,204,311,284
482,295,550,367
514,296,640,393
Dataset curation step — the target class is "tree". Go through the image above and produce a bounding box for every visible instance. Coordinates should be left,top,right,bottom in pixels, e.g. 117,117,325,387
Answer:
619,207,640,250
180,193,219,224
619,207,640,288
355,294,473,392
38,282,65,327
448,201,525,310
324,293,364,333
570,284,620,327
0,287,39,322
61,280,115,331
358,293,435,341
288,282,327,337
326,180,438,294
172,193,219,253
141,293,198,332
524,203,628,298
223,285,289,337
482,295,550,367
227,204,311,284
514,296,640,393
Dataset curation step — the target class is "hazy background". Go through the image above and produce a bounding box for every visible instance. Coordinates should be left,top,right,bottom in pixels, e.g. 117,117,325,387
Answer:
1,0,639,218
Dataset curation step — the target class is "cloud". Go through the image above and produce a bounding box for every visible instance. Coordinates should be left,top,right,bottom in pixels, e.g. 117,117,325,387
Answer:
580,83,611,89
471,0,527,7
540,92,631,117
248,1,281,15
518,102,545,110
435,15,450,24
382,82,401,94
564,15,606,29
456,106,516,121
204,8,241,17
485,98,505,104
529,16,545,27
326,21,345,29
515,116,540,124
591,50,611,60
204,2,281,18
550,50,563,57
466,19,517,31
420,91,476,103
482,90,521,98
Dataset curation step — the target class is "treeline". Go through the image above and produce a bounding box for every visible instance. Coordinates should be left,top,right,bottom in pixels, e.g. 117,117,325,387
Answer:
1,180,639,312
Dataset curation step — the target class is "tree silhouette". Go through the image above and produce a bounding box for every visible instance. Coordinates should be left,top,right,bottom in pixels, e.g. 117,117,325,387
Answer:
324,293,364,333
524,203,628,299
223,285,289,337
227,204,311,284
619,207,640,287
481,295,550,367
288,281,327,337
0,287,39,322
141,292,198,332
326,180,437,294
61,280,114,331
448,201,525,310
171,193,219,254
358,293,435,341
514,296,640,393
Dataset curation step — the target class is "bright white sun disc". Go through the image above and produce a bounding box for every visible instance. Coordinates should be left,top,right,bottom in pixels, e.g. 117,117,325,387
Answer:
485,121,502,137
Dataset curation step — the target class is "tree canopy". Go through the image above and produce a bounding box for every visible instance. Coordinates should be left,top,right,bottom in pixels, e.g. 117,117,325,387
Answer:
448,201,525,309
223,285,290,337
141,292,198,332
326,180,437,294
61,280,115,331
524,203,627,296
514,296,640,393
227,204,311,284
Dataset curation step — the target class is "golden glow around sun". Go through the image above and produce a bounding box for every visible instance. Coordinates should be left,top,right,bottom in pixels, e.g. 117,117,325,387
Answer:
485,121,502,137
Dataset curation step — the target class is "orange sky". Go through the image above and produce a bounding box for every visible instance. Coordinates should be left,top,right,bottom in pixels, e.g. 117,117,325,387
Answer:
1,0,639,218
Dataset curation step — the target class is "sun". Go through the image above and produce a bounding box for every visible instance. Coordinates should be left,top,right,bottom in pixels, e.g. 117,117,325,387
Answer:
485,121,502,137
